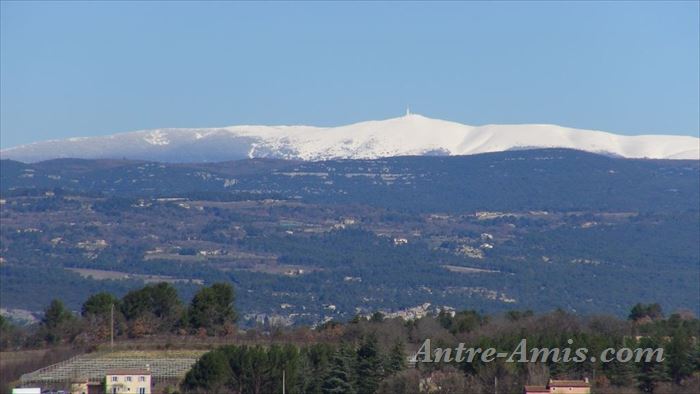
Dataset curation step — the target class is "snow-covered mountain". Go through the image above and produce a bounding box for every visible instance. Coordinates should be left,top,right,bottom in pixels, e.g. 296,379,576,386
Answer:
2,114,699,162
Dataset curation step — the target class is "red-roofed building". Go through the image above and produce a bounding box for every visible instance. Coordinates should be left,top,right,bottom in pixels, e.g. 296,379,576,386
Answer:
524,385,550,394
524,378,591,394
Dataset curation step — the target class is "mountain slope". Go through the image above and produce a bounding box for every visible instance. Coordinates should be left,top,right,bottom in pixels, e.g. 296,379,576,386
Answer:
2,114,698,162
2,149,699,213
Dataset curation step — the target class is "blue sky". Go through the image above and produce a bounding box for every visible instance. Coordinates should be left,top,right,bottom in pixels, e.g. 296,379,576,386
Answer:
1,1,698,148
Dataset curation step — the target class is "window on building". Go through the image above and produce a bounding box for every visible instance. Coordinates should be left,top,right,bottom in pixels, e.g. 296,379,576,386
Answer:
111,376,118,382
139,388,146,394
126,376,132,382
139,376,146,382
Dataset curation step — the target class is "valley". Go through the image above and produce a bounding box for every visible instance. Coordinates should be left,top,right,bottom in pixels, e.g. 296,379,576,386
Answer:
1,149,698,327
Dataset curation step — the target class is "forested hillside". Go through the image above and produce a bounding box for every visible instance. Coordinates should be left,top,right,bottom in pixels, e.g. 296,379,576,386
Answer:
1,149,698,325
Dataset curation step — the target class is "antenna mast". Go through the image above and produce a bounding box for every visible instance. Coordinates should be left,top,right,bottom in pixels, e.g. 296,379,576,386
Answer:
110,303,114,349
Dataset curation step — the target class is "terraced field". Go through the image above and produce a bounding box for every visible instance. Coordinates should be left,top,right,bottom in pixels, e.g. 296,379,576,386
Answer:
20,350,205,386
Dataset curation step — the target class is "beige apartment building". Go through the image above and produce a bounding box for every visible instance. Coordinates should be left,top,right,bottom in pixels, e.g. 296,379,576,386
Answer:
104,369,151,394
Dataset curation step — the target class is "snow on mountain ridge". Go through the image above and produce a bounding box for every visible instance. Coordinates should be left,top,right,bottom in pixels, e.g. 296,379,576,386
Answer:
2,114,698,162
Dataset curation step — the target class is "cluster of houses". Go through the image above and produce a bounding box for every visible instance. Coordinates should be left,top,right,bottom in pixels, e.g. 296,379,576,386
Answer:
14,369,590,394
13,369,152,394
365,303,456,321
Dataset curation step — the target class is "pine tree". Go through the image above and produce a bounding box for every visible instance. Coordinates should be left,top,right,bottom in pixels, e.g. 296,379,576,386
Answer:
666,327,693,384
385,340,407,375
605,357,635,387
181,350,232,392
188,282,238,335
81,292,119,317
42,299,72,329
355,335,383,394
121,282,183,332
629,303,664,322
323,349,356,394
298,344,333,394
41,299,74,344
636,337,669,393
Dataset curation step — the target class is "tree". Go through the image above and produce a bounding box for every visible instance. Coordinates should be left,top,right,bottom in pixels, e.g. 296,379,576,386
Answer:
188,282,238,335
636,337,668,393
181,350,232,393
41,299,75,344
370,312,384,323
82,292,119,317
431,367,470,394
385,340,407,375
505,309,534,322
377,369,420,394
437,309,486,334
120,282,182,332
81,292,122,342
665,328,694,384
604,356,635,387
182,344,304,394
267,344,302,394
42,299,72,329
355,335,383,394
323,349,355,394
0,315,20,350
629,303,664,322
298,343,334,394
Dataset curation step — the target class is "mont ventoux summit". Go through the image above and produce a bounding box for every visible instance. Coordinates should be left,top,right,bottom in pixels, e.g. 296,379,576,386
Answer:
2,112,699,163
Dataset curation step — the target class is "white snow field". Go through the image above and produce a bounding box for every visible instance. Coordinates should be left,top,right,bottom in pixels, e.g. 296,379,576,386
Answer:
2,114,698,162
